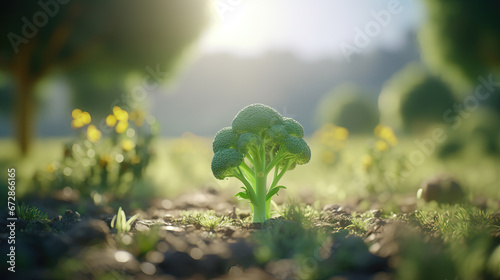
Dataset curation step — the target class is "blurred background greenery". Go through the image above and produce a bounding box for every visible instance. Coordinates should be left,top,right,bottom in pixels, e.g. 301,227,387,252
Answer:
0,0,499,207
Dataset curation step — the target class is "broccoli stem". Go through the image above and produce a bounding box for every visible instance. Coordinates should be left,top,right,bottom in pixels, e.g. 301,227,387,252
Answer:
264,148,286,174
269,160,292,191
251,142,268,223
234,170,257,203
253,169,267,223
239,161,255,181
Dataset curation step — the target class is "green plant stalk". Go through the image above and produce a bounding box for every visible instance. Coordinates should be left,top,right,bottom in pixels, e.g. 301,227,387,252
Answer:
245,141,295,223
253,170,267,223
251,143,268,223
264,160,291,216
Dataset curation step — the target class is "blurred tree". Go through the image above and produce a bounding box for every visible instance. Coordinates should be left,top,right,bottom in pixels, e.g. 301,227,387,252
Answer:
420,0,500,87
0,0,211,155
0,72,15,116
315,84,379,134
66,59,133,120
379,63,457,133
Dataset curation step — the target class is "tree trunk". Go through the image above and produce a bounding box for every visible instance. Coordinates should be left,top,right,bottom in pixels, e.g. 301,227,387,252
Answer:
15,78,36,156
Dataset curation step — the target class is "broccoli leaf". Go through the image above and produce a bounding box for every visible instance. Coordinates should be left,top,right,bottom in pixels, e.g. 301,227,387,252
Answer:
235,191,249,200
266,186,286,201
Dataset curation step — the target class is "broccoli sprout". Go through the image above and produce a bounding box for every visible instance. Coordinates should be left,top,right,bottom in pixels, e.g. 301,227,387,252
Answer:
210,103,311,223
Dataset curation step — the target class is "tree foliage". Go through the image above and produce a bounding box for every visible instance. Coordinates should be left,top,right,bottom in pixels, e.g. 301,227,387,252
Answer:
379,63,457,133
419,0,500,85
0,0,212,154
316,84,379,134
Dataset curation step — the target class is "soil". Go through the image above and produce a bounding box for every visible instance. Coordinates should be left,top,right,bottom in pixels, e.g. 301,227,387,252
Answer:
1,188,499,280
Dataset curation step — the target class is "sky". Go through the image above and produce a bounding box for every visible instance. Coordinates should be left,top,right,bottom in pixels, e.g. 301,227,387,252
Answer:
199,0,424,60
0,0,426,137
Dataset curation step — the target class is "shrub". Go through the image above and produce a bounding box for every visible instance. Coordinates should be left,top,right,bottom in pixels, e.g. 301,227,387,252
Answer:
316,84,379,134
379,63,457,133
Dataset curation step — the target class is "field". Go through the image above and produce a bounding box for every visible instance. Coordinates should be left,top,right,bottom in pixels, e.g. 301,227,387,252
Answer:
1,132,500,280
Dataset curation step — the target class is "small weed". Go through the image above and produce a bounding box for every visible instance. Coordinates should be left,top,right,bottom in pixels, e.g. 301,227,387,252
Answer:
256,204,327,262
346,212,374,234
280,203,320,227
181,210,230,231
16,203,48,222
413,205,500,242
199,213,229,231
111,207,139,233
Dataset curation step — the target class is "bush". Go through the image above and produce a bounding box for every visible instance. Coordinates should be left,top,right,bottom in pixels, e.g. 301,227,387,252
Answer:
32,106,159,200
316,84,379,134
379,63,457,133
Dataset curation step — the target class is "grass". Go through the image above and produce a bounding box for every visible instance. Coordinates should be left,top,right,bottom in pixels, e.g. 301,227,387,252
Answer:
0,138,66,198
411,205,500,242
180,210,231,231
347,211,374,234
198,212,230,231
16,203,49,222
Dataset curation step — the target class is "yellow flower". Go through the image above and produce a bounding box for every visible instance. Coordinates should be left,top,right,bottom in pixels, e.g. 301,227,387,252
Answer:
113,106,128,121
374,124,398,146
115,120,128,134
106,115,117,127
361,154,373,171
334,126,349,140
80,111,91,124
375,140,388,152
315,123,348,148
121,139,135,152
87,125,102,143
71,119,84,129
45,163,56,173
71,108,91,129
71,109,82,119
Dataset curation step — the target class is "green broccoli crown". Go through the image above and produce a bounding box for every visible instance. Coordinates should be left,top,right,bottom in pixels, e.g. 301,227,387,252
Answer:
282,136,311,165
211,103,311,223
232,103,284,134
268,125,289,144
237,132,259,154
211,148,243,179
283,117,304,138
213,127,237,153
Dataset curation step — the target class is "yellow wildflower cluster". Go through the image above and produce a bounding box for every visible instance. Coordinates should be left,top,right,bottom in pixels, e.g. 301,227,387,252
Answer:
71,109,91,129
313,123,349,165
373,124,398,151
314,123,349,149
106,106,129,133
71,109,102,143
361,154,373,172
87,124,102,143
121,139,136,152
360,124,397,173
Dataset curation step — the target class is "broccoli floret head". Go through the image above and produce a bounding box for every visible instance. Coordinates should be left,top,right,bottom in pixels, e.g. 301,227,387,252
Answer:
211,148,243,179
268,125,289,144
237,132,260,154
282,136,311,165
283,117,304,138
213,127,238,153
232,103,283,134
